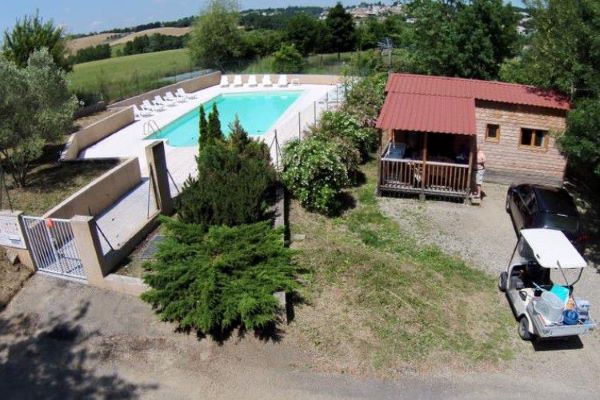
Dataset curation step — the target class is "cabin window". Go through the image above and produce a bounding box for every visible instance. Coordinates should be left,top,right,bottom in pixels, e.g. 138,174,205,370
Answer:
520,128,548,149
485,124,500,142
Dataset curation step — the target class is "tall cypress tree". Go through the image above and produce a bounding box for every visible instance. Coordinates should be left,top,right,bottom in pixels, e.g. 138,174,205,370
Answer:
207,104,222,141
198,105,208,147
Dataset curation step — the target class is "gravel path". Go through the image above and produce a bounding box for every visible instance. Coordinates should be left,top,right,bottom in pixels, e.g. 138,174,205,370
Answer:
379,183,600,396
379,183,515,275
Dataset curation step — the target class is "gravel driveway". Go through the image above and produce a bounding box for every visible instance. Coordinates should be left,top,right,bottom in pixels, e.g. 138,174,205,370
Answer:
380,182,600,397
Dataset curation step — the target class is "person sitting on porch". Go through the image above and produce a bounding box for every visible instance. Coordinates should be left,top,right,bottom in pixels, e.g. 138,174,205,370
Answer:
475,149,486,198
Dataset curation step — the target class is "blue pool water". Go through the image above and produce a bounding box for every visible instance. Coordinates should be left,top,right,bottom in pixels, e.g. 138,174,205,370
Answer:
146,91,303,147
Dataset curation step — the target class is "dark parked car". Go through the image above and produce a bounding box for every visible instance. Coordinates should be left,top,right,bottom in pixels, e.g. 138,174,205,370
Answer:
505,184,587,254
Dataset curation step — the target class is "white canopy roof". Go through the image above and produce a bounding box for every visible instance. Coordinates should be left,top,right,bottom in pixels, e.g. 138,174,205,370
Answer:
520,229,587,269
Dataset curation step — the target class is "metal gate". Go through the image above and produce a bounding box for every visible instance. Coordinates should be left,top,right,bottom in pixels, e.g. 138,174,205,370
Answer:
22,216,86,280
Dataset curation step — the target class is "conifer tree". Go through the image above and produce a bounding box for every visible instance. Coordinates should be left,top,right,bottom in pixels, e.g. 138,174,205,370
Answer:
207,104,222,141
198,105,208,147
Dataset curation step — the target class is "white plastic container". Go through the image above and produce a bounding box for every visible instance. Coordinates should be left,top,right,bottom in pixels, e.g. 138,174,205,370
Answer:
534,291,564,324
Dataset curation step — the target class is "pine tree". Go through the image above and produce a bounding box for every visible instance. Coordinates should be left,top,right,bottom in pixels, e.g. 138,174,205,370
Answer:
177,116,275,229
207,104,222,142
198,104,208,147
142,219,297,335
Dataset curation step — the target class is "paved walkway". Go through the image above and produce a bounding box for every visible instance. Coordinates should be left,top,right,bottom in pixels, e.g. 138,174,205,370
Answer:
95,179,158,254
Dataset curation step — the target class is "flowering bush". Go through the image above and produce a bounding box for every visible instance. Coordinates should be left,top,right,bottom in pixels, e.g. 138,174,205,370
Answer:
311,110,376,162
282,138,350,215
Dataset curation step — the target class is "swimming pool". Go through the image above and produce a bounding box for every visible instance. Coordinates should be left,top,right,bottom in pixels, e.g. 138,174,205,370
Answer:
146,90,303,147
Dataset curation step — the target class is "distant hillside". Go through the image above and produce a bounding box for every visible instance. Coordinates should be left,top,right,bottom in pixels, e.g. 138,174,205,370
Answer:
67,33,120,52
109,27,191,45
67,27,191,52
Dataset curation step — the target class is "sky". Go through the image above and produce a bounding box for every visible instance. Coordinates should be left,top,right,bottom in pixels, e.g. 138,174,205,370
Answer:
0,0,526,36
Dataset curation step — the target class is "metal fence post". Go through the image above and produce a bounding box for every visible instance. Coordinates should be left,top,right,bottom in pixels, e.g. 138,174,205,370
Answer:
298,112,301,140
326,92,329,111
314,101,317,125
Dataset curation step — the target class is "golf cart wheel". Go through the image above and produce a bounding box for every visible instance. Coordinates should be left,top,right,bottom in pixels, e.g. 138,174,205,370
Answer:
498,272,508,292
518,317,532,341
505,195,510,212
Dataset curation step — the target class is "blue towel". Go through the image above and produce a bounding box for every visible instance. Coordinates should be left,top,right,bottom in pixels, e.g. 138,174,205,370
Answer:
550,285,569,304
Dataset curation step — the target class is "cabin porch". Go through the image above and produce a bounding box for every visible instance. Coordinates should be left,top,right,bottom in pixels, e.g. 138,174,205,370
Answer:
377,130,475,199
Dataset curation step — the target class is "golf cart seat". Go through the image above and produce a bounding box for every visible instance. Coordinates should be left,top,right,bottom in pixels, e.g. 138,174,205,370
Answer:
508,262,552,290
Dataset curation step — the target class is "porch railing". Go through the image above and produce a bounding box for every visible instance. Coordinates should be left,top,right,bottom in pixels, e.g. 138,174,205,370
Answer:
379,146,471,198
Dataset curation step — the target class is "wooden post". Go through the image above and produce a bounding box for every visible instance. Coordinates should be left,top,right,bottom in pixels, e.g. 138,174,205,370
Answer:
466,136,475,200
420,133,428,200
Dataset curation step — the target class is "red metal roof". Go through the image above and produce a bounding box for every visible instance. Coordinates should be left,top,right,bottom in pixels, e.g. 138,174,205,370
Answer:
377,93,476,135
384,73,570,110
376,73,570,134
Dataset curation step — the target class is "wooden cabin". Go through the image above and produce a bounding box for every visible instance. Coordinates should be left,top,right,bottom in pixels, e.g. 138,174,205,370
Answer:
375,73,570,200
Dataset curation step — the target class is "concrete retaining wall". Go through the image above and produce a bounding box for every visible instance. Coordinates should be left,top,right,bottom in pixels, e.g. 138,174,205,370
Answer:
62,106,135,160
44,158,141,219
108,71,222,109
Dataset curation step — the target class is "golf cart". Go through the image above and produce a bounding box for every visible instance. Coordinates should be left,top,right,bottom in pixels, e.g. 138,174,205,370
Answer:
499,228,596,341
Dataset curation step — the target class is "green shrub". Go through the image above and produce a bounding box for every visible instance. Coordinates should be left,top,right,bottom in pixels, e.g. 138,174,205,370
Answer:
310,110,377,162
142,219,296,334
271,43,305,73
177,118,276,228
342,72,387,128
282,138,350,214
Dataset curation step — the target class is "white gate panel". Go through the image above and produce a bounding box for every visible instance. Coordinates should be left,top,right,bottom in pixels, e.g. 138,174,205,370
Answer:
22,216,86,281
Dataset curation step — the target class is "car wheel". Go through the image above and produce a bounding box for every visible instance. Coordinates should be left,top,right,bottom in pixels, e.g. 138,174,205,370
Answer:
518,317,532,341
498,272,508,292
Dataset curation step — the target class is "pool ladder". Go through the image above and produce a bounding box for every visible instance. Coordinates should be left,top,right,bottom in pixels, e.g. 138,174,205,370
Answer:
143,120,161,138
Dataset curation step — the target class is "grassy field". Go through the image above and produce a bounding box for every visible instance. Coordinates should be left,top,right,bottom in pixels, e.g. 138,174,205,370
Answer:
288,160,514,376
68,49,194,101
67,27,191,52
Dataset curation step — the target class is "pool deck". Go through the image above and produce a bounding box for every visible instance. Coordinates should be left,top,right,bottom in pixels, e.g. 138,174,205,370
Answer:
80,83,336,191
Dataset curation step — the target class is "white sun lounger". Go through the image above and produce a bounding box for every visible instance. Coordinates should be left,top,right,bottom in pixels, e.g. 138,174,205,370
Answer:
133,104,152,119
155,95,175,107
233,75,243,87
261,75,273,87
165,91,185,104
143,99,163,112
176,88,196,100
247,75,258,87
277,75,289,87
220,75,230,87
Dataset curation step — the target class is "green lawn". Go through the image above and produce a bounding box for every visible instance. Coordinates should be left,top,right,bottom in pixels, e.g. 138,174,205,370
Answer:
289,160,514,375
68,49,194,101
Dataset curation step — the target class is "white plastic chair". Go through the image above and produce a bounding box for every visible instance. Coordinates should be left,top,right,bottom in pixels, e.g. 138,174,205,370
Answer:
133,104,152,119
233,75,243,87
277,75,289,87
247,75,258,87
176,88,196,100
220,75,230,87
143,99,162,112
155,95,174,108
165,91,185,103
261,75,273,87
151,97,167,111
